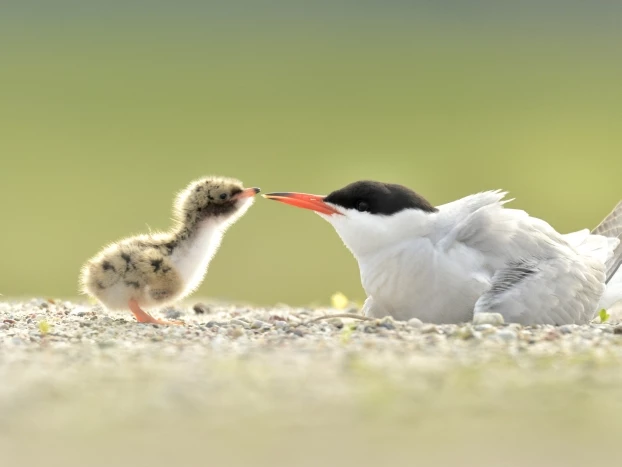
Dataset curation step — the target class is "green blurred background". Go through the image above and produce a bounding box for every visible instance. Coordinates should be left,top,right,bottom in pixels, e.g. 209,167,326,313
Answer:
1,0,621,306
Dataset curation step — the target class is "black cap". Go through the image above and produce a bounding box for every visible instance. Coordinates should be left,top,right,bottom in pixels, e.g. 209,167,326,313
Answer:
324,180,437,215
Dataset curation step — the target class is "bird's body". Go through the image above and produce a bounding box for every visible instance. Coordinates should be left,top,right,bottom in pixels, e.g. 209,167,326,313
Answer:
355,191,612,324
264,182,622,325
80,176,259,324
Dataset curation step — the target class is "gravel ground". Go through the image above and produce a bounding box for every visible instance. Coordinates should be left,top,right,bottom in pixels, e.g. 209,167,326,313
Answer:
2,298,622,467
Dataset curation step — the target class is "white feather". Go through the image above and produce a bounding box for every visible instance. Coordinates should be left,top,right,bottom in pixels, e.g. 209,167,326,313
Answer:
319,191,620,325
171,223,223,297
172,196,255,297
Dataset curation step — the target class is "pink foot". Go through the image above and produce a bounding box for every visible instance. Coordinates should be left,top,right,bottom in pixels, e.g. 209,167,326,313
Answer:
128,299,183,325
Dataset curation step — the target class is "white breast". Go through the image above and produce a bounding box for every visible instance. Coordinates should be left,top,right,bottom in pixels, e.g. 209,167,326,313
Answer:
170,222,223,297
359,239,492,323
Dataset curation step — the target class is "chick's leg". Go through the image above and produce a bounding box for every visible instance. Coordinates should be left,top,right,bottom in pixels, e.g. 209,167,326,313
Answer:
128,299,183,325
129,252,184,325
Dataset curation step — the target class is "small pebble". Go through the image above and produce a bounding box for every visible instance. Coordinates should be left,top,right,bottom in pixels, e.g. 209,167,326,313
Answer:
455,326,476,340
407,318,423,328
378,316,396,330
251,320,269,330
193,303,210,315
328,318,344,329
230,319,249,328
473,313,505,326
228,327,245,339
165,309,182,319
421,324,439,334
544,330,561,341
559,325,576,335
495,330,517,342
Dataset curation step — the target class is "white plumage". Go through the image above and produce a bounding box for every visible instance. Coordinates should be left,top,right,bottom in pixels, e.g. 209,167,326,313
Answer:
326,191,619,324
265,184,622,325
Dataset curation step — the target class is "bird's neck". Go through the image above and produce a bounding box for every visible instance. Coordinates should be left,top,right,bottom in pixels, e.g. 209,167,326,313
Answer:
166,218,225,291
169,217,223,254
327,209,438,259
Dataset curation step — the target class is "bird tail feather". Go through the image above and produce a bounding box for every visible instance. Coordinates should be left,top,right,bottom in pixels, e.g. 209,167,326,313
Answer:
591,201,622,283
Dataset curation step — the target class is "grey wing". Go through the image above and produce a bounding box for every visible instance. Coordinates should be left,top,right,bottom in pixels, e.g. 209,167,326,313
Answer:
474,256,605,325
591,201,622,282
442,191,564,271
441,192,606,325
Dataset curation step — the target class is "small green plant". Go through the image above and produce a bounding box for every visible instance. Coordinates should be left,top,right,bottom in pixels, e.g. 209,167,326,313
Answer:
331,292,349,310
38,320,51,335
340,325,355,344
599,309,610,323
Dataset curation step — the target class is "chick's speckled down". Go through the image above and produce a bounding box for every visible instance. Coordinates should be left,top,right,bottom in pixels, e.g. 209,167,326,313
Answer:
79,176,259,322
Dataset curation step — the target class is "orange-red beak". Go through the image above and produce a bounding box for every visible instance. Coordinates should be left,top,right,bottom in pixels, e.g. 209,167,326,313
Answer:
262,192,342,215
234,187,261,199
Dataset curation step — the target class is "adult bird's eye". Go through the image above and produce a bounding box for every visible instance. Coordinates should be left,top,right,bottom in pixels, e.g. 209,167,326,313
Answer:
356,201,369,212
219,193,228,200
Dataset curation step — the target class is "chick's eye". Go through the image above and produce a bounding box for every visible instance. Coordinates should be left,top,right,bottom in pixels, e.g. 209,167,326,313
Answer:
219,193,228,200
356,201,369,212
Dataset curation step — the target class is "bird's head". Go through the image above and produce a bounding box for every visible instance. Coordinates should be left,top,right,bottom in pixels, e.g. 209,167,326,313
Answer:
263,180,438,257
174,176,260,227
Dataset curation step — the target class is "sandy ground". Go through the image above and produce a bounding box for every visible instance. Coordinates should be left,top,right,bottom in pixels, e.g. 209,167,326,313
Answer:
2,298,622,467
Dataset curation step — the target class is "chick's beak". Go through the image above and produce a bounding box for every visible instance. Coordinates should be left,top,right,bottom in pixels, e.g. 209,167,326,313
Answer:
262,192,342,215
235,187,261,199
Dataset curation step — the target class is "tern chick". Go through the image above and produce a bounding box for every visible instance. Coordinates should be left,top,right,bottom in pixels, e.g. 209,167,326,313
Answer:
264,181,622,325
80,176,259,325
